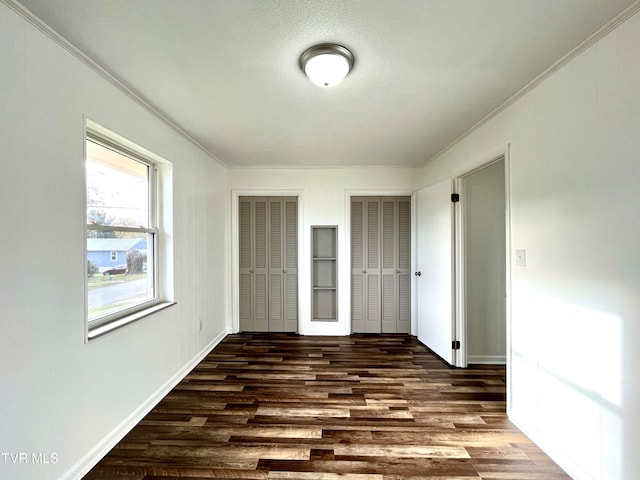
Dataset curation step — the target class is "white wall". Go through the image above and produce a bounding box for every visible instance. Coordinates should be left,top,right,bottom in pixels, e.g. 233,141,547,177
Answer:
463,160,506,364
229,167,422,335
0,4,230,479
422,11,640,480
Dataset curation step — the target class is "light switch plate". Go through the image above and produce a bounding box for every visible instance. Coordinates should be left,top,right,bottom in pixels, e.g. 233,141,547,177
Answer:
515,249,526,267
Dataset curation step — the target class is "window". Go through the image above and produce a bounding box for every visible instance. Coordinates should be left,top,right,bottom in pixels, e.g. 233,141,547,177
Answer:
85,125,167,337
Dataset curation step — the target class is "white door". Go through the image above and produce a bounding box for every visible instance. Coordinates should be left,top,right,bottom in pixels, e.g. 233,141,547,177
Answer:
416,179,455,364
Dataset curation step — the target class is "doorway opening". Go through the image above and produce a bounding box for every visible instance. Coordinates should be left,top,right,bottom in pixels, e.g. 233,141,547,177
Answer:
414,153,509,371
458,158,507,367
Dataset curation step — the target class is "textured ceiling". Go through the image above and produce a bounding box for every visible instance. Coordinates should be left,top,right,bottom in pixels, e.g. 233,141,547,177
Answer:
14,0,638,167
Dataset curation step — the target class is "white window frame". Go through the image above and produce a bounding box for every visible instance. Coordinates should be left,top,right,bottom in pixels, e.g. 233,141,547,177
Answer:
85,122,173,340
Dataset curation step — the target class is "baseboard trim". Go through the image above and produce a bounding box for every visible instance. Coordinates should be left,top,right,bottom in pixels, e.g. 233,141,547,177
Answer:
60,328,231,480
467,355,506,365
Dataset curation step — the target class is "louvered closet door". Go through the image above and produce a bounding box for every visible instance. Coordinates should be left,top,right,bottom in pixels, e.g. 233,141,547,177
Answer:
239,196,297,332
239,198,253,331
351,197,381,333
239,197,268,331
365,198,382,333
269,198,284,331
351,198,366,333
283,198,298,331
381,198,397,333
381,197,411,333
351,196,410,334
267,197,298,332
396,197,411,333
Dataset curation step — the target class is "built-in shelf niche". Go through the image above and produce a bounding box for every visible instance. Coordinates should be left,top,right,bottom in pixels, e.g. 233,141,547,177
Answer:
311,226,337,322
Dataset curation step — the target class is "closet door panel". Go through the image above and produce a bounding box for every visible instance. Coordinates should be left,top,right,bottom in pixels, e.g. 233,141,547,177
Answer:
366,274,380,333
351,274,364,330
366,199,380,271
381,198,397,333
268,199,284,331
239,273,252,331
269,273,283,331
284,274,298,331
351,196,411,334
398,274,411,332
239,196,297,332
382,273,396,332
397,197,412,333
284,198,298,331
365,198,381,333
351,198,366,332
253,198,268,331
254,273,268,331
239,199,253,331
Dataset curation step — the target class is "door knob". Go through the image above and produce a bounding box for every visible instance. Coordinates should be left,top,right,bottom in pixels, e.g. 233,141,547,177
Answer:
362,269,367,274
414,271,421,276
249,269,254,273
283,269,287,273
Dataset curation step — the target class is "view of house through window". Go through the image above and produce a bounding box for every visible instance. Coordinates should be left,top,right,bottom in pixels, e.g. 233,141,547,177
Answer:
86,135,158,324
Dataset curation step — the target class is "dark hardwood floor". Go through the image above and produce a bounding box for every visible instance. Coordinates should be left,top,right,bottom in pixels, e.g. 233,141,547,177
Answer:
85,333,569,479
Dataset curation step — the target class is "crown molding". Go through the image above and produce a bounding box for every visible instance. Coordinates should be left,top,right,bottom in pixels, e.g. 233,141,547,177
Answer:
423,0,640,167
1,0,228,168
227,163,424,170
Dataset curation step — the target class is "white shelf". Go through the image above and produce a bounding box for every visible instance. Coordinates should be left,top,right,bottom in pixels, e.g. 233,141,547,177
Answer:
311,226,337,322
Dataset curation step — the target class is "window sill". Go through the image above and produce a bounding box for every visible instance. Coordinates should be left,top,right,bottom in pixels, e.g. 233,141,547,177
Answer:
87,301,176,341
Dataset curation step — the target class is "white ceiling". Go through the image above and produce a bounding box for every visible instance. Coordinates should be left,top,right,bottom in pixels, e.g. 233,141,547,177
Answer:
15,0,637,168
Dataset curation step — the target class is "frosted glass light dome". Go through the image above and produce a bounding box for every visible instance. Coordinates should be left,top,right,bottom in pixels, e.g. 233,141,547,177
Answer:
300,44,354,88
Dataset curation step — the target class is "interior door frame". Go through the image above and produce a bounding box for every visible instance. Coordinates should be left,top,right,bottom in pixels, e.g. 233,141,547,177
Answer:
231,189,304,333
453,145,512,400
345,189,416,335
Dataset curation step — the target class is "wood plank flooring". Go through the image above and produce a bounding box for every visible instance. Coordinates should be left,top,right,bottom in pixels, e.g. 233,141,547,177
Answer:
84,333,569,479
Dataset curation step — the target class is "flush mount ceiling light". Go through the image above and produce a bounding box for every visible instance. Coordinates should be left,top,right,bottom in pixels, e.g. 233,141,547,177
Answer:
299,43,354,88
